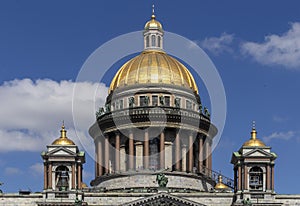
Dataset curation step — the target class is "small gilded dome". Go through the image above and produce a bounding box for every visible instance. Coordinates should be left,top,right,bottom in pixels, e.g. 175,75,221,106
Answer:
214,175,229,190
109,50,198,93
81,183,88,188
52,124,75,146
144,14,163,31
243,125,266,147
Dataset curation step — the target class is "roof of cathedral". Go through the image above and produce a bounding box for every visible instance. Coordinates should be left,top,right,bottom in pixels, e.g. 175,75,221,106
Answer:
109,8,198,94
109,50,198,93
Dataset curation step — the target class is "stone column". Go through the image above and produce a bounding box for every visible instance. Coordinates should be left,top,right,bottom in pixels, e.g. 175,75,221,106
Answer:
205,140,210,176
208,140,212,170
72,164,75,189
165,142,173,169
115,133,120,172
188,134,194,172
198,138,203,173
120,144,126,172
181,144,187,172
175,132,181,171
244,165,248,190
271,165,274,190
95,139,98,177
160,132,165,169
135,141,143,170
43,163,47,190
144,129,149,170
48,163,52,189
78,164,82,189
129,132,134,170
105,136,110,174
238,165,242,191
97,139,103,176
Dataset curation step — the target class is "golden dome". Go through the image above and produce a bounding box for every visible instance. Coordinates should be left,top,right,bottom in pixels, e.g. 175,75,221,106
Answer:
81,183,88,188
52,124,75,146
215,175,229,190
243,125,266,147
109,50,198,93
144,14,163,31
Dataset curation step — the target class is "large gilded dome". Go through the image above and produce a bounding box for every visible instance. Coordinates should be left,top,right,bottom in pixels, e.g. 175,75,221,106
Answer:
109,50,198,94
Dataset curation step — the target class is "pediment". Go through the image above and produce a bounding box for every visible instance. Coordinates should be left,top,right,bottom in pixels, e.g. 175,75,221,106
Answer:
243,148,273,158
47,147,76,156
121,192,206,206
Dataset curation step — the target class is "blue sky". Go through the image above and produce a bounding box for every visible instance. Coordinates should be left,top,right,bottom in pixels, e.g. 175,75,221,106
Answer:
0,0,300,194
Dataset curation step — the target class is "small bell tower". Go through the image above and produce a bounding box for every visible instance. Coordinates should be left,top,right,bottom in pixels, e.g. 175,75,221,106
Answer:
231,122,277,204
143,5,164,51
41,123,86,201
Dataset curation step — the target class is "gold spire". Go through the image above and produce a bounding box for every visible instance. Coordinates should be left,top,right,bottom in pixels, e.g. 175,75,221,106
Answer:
52,122,75,146
152,4,155,19
243,121,265,147
61,121,67,138
214,175,229,190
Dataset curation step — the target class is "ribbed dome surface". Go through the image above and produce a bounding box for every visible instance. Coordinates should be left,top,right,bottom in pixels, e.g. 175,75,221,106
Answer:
109,50,198,93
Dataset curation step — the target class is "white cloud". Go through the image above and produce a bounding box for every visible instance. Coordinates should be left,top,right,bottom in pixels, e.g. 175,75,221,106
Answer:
263,131,296,143
5,167,23,175
0,78,108,153
29,163,44,175
241,22,300,69
200,33,234,55
272,115,288,123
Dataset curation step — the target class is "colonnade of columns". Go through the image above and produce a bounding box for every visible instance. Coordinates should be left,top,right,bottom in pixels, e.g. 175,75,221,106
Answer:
94,129,213,177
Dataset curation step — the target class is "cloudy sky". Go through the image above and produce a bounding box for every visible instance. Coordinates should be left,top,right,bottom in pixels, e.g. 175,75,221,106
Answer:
0,0,300,194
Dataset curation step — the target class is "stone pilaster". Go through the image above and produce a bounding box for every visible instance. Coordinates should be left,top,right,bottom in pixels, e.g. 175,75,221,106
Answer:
135,141,143,170
120,144,126,172
165,141,173,169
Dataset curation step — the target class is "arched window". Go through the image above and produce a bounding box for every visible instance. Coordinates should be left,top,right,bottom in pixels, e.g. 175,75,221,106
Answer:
158,36,161,48
249,166,263,191
151,35,156,47
146,36,150,48
55,166,69,191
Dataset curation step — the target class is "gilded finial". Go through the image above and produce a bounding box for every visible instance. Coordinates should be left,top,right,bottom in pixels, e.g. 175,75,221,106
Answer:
218,175,223,183
251,120,257,140
151,4,156,19
61,121,67,138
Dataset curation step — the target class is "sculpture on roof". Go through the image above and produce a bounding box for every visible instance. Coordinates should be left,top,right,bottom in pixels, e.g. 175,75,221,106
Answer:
156,173,168,188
